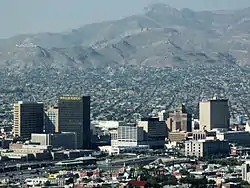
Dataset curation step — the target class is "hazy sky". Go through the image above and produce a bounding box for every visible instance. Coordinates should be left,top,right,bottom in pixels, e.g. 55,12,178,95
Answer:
1,0,250,38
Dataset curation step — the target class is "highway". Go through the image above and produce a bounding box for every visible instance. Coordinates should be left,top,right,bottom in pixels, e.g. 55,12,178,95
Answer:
97,156,158,170
0,156,158,184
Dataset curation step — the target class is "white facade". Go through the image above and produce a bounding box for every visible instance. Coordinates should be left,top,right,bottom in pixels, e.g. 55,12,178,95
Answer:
242,163,250,183
158,110,166,121
111,124,144,147
118,124,144,142
31,134,50,146
110,130,118,146
99,146,120,155
246,121,250,132
25,178,48,187
92,121,119,129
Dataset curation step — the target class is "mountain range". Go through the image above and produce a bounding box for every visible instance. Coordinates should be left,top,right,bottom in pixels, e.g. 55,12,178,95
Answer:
1,3,250,70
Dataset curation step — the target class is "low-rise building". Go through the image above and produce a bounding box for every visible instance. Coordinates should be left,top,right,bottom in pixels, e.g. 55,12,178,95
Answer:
242,163,250,183
168,132,189,143
92,120,119,129
231,146,250,156
185,139,229,157
0,138,13,149
99,146,120,155
112,123,144,147
9,143,52,153
31,132,77,149
51,151,66,160
192,130,216,140
1,152,34,160
217,131,250,146
7,143,52,160
25,178,48,187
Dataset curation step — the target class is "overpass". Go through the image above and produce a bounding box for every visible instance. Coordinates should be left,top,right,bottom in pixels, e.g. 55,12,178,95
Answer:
150,158,190,166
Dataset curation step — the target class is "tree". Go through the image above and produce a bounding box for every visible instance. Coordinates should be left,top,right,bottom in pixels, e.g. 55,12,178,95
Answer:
101,184,112,188
241,180,250,185
44,180,51,187
163,175,178,185
208,179,216,185
130,168,136,178
147,177,161,188
242,185,250,188
207,158,243,166
180,176,208,187
179,168,190,176
74,173,80,179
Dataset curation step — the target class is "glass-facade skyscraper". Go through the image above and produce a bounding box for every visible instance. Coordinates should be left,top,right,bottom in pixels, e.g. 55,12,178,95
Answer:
58,96,90,149
13,101,44,140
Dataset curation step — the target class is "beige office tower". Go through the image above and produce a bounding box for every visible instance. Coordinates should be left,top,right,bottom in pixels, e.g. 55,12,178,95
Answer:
13,101,44,140
167,104,192,132
199,98,230,131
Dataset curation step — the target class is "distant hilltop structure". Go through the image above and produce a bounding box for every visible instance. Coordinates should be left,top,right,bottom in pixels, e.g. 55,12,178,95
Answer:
15,42,37,48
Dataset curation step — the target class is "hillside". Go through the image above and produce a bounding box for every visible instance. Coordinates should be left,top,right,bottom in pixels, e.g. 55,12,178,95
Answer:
1,3,250,120
0,3,250,70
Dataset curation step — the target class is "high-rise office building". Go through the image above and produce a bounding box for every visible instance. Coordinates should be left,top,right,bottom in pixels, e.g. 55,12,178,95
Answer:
167,104,192,132
199,98,230,131
58,96,90,149
137,118,167,149
44,106,59,133
13,101,44,140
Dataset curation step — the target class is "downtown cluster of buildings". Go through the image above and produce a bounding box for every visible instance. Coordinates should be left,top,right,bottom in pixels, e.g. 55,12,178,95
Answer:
97,97,232,157
2,95,250,186
2,95,250,161
1,96,91,161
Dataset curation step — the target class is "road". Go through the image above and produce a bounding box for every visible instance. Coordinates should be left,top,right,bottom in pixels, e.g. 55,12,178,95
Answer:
97,156,158,170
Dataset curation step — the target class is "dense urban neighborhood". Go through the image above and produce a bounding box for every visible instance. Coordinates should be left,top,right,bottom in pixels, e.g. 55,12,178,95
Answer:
1,62,250,122
2,2,250,188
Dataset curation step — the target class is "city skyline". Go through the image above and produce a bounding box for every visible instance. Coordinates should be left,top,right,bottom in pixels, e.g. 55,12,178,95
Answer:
1,0,250,186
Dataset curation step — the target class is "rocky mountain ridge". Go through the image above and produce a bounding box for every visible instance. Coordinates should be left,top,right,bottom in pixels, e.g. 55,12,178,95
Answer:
1,3,250,70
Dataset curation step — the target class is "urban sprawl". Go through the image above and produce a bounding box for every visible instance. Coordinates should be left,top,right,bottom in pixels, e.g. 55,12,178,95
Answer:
0,95,249,188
